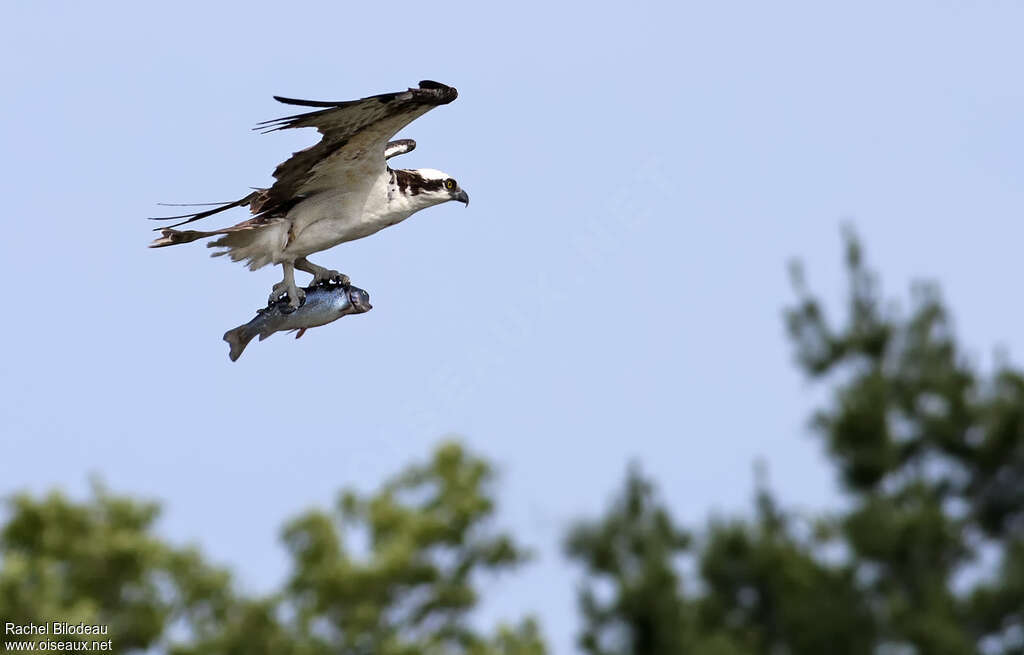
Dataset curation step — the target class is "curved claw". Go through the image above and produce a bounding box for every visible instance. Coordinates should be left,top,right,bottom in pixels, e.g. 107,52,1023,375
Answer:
269,282,305,311
296,258,350,288
311,272,350,288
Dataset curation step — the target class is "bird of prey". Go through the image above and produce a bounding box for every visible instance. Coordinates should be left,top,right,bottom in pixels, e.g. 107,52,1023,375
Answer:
150,80,469,309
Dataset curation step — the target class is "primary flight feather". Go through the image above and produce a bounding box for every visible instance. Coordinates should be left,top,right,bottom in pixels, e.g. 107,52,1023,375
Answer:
150,80,469,309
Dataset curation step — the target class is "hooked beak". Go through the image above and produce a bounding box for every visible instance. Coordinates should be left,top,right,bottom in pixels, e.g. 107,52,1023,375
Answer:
453,189,469,207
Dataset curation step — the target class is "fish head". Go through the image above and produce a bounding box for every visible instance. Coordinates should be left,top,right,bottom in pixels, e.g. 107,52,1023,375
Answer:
347,287,372,313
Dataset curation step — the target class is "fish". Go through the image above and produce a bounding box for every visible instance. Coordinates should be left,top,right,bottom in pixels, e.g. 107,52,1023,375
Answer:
223,282,372,361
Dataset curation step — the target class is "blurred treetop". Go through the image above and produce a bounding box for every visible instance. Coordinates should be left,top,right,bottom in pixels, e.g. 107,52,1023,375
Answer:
566,230,1023,655
3,231,1022,654
1,444,545,655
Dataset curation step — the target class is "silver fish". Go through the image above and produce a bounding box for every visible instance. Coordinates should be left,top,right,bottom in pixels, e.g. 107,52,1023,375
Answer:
223,283,372,361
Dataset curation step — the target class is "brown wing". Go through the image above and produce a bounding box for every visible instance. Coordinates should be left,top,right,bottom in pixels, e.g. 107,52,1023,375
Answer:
148,191,265,229
254,80,458,215
149,81,457,230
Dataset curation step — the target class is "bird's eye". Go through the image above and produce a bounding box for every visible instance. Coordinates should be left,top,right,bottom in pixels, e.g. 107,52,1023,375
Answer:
444,179,456,190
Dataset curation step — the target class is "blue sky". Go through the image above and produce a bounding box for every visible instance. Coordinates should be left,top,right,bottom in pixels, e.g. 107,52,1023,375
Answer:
2,1,1023,652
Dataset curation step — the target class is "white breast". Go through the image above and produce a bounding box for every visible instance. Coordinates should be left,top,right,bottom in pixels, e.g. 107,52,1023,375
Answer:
282,171,413,259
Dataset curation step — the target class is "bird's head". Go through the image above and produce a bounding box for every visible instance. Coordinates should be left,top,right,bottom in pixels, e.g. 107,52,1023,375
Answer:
394,168,470,209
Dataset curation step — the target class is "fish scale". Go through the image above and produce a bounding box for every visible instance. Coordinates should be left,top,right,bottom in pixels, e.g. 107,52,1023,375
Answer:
223,282,372,361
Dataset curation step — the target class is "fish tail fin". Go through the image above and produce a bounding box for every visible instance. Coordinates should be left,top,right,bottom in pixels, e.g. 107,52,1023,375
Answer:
223,324,257,362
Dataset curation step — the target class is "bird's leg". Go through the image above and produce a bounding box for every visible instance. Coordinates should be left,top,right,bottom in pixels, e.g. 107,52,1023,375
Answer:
269,262,305,310
295,257,350,287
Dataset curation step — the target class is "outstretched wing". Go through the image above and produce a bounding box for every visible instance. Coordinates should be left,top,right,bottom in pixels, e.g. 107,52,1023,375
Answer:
255,80,457,215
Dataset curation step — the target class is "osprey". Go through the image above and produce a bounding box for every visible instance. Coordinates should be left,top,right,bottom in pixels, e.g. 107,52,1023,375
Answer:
150,80,469,308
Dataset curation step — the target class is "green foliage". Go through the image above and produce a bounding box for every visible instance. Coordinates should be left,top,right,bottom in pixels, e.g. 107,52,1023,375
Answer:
0,481,233,652
274,441,536,655
697,482,875,655
566,230,1024,655
565,466,691,655
565,466,874,655
1,443,544,655
5,232,1024,654
787,230,1024,654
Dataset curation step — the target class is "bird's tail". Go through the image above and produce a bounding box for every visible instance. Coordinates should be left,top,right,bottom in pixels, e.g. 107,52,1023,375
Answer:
149,228,218,248
223,324,258,362
148,191,269,248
